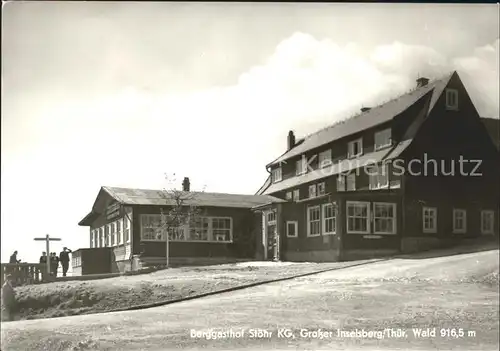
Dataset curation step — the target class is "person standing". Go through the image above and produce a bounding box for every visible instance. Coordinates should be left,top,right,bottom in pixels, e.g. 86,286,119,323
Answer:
2,274,17,321
59,247,72,277
39,252,47,264
50,253,59,277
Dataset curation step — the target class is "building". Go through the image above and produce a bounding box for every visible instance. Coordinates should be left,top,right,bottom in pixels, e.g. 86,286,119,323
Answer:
256,71,500,262
77,178,284,274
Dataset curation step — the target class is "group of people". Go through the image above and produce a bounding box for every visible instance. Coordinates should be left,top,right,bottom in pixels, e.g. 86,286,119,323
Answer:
2,247,74,321
39,247,73,277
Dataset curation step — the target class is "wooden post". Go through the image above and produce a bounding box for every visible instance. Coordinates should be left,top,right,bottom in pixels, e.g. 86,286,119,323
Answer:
34,234,61,277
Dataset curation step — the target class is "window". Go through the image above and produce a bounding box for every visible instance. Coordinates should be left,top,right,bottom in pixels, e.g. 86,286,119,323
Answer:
124,216,130,243
481,210,495,235
141,214,165,241
140,214,233,242
110,222,116,246
319,149,332,168
286,192,293,201
422,207,437,233
322,203,337,235
168,225,187,241
72,255,81,267
286,221,298,238
105,225,110,246
99,227,104,247
272,167,282,183
212,218,232,241
445,88,459,110
346,173,356,191
369,164,389,190
293,189,300,201
309,184,317,198
307,206,321,236
346,201,370,234
189,217,209,241
267,211,277,223
452,209,467,234
337,176,346,192
296,158,306,175
90,230,94,248
116,220,123,244
318,182,326,196
348,138,363,158
373,203,397,234
374,129,392,150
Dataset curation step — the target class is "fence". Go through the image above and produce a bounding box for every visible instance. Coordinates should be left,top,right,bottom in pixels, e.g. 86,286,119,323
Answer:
0,263,47,287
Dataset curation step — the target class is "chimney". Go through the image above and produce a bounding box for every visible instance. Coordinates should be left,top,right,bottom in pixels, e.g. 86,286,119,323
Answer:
182,177,190,192
287,130,296,150
361,107,371,113
416,77,429,87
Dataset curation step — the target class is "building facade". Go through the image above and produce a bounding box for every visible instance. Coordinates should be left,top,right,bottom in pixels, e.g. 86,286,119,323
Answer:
256,72,499,262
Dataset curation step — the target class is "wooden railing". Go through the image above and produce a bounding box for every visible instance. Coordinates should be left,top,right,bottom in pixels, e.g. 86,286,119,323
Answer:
0,263,48,286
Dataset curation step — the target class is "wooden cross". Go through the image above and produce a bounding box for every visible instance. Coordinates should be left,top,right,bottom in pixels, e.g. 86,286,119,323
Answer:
34,234,61,275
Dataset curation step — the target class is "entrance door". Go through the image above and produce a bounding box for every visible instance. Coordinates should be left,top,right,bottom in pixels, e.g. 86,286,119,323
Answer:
263,210,277,261
266,224,276,260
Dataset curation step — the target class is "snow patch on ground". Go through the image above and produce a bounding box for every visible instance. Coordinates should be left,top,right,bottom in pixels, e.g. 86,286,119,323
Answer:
234,261,314,267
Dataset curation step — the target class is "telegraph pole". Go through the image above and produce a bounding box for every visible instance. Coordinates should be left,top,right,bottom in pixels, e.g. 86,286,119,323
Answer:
34,234,61,276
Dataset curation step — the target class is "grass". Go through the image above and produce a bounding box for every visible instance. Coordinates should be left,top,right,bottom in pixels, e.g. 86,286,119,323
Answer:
1,250,498,351
1,260,375,322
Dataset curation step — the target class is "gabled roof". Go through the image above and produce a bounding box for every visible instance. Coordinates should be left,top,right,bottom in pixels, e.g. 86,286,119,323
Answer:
103,186,284,208
267,72,454,167
79,186,285,226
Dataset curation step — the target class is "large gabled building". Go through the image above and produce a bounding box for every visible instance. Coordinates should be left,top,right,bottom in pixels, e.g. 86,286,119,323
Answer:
255,71,499,262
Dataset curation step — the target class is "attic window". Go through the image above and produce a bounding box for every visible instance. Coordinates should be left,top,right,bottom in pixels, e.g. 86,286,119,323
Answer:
445,89,459,110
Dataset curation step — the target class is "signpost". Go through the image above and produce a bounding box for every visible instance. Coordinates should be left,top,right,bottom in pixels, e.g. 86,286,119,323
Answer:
34,234,61,276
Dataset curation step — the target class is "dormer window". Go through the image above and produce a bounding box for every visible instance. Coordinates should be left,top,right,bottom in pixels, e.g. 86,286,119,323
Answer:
348,138,363,158
374,129,392,151
272,167,282,183
445,89,459,110
296,157,306,176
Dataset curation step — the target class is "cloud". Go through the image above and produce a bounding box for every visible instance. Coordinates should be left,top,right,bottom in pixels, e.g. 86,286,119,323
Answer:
93,32,498,145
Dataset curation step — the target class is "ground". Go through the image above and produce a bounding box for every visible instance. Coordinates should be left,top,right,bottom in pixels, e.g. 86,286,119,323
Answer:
2,260,376,321
1,248,498,351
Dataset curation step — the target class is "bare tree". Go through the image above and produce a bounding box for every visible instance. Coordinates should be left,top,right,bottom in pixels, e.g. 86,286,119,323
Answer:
156,174,205,268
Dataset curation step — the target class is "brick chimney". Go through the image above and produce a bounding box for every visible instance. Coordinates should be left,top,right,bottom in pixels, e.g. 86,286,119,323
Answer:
287,130,296,150
416,77,429,87
361,107,371,113
182,177,190,192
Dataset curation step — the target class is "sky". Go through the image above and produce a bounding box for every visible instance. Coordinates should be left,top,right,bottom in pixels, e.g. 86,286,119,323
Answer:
1,2,499,263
